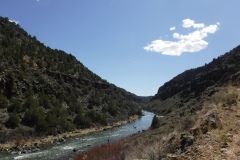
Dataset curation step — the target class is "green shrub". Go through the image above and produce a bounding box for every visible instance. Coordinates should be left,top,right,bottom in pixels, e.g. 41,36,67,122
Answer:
0,93,8,109
61,119,75,131
74,114,92,128
108,105,117,116
22,96,39,111
35,117,48,133
22,107,45,128
45,112,59,127
5,112,20,129
86,110,107,125
39,92,51,109
7,99,22,113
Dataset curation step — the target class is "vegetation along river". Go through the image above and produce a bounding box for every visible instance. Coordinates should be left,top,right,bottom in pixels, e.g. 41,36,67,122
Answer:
0,111,154,160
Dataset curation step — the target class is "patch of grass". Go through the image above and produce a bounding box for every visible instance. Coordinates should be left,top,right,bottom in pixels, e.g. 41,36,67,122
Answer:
180,116,195,131
211,91,238,105
221,134,231,143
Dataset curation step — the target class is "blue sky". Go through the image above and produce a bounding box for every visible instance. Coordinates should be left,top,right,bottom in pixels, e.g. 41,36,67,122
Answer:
1,0,240,96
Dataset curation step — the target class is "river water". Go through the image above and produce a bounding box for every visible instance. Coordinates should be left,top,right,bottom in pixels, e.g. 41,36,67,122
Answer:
0,111,154,160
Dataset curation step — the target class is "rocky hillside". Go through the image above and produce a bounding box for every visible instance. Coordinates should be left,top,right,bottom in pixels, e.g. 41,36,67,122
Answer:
147,45,240,115
0,16,145,142
122,45,240,159
122,86,240,160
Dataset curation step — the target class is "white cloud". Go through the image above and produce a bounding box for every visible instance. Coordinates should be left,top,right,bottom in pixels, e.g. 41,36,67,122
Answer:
143,19,219,56
182,19,204,28
9,19,19,25
169,26,176,31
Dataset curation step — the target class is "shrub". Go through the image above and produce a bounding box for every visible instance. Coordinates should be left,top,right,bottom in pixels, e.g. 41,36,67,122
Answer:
7,99,22,113
61,120,75,131
86,110,107,125
181,116,195,131
0,93,8,109
108,105,117,116
22,96,39,111
39,92,51,109
74,114,92,129
35,117,48,133
5,112,20,129
22,107,45,128
45,112,59,127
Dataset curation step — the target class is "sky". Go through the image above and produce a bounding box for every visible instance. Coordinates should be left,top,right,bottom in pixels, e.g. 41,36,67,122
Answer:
0,0,240,96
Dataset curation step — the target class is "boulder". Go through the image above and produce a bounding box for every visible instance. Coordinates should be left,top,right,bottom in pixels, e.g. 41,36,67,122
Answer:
180,135,194,152
190,111,222,136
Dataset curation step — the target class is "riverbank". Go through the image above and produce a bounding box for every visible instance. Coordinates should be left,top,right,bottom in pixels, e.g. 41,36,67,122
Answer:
0,115,138,153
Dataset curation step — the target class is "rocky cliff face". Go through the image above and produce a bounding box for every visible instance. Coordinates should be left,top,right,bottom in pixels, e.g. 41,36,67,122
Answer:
0,16,145,141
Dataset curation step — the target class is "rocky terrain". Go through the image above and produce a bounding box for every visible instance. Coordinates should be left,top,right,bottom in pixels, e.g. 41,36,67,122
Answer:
124,45,240,159
122,86,240,160
0,16,148,145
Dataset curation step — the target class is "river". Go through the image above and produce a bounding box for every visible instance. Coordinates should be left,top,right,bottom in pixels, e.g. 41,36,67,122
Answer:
0,111,154,160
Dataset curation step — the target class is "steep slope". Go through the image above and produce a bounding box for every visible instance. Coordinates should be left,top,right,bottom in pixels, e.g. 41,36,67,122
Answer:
121,45,240,159
124,86,240,160
147,45,240,115
0,16,144,142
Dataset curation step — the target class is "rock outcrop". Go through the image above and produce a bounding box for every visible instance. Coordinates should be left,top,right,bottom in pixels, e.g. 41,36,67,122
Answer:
190,110,222,136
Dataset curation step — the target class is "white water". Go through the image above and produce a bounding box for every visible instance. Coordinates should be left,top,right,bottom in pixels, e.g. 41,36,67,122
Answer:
0,111,154,160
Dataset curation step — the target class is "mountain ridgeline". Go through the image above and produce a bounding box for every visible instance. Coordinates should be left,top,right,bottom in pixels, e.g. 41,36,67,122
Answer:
0,17,148,142
148,45,240,115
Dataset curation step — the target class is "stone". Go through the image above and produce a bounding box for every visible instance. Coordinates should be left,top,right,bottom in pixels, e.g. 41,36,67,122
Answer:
180,135,194,152
190,111,222,136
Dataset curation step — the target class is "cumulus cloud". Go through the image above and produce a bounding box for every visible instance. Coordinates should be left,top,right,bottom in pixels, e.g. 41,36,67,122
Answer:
143,19,220,56
182,19,204,28
169,26,176,31
9,19,19,25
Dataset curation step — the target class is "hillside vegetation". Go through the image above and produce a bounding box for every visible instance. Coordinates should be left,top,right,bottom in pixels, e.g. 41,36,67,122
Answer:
0,16,146,142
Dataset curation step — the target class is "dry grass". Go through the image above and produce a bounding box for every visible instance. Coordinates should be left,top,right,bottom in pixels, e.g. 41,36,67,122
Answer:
125,131,179,160
178,86,240,159
210,87,238,106
74,139,126,160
